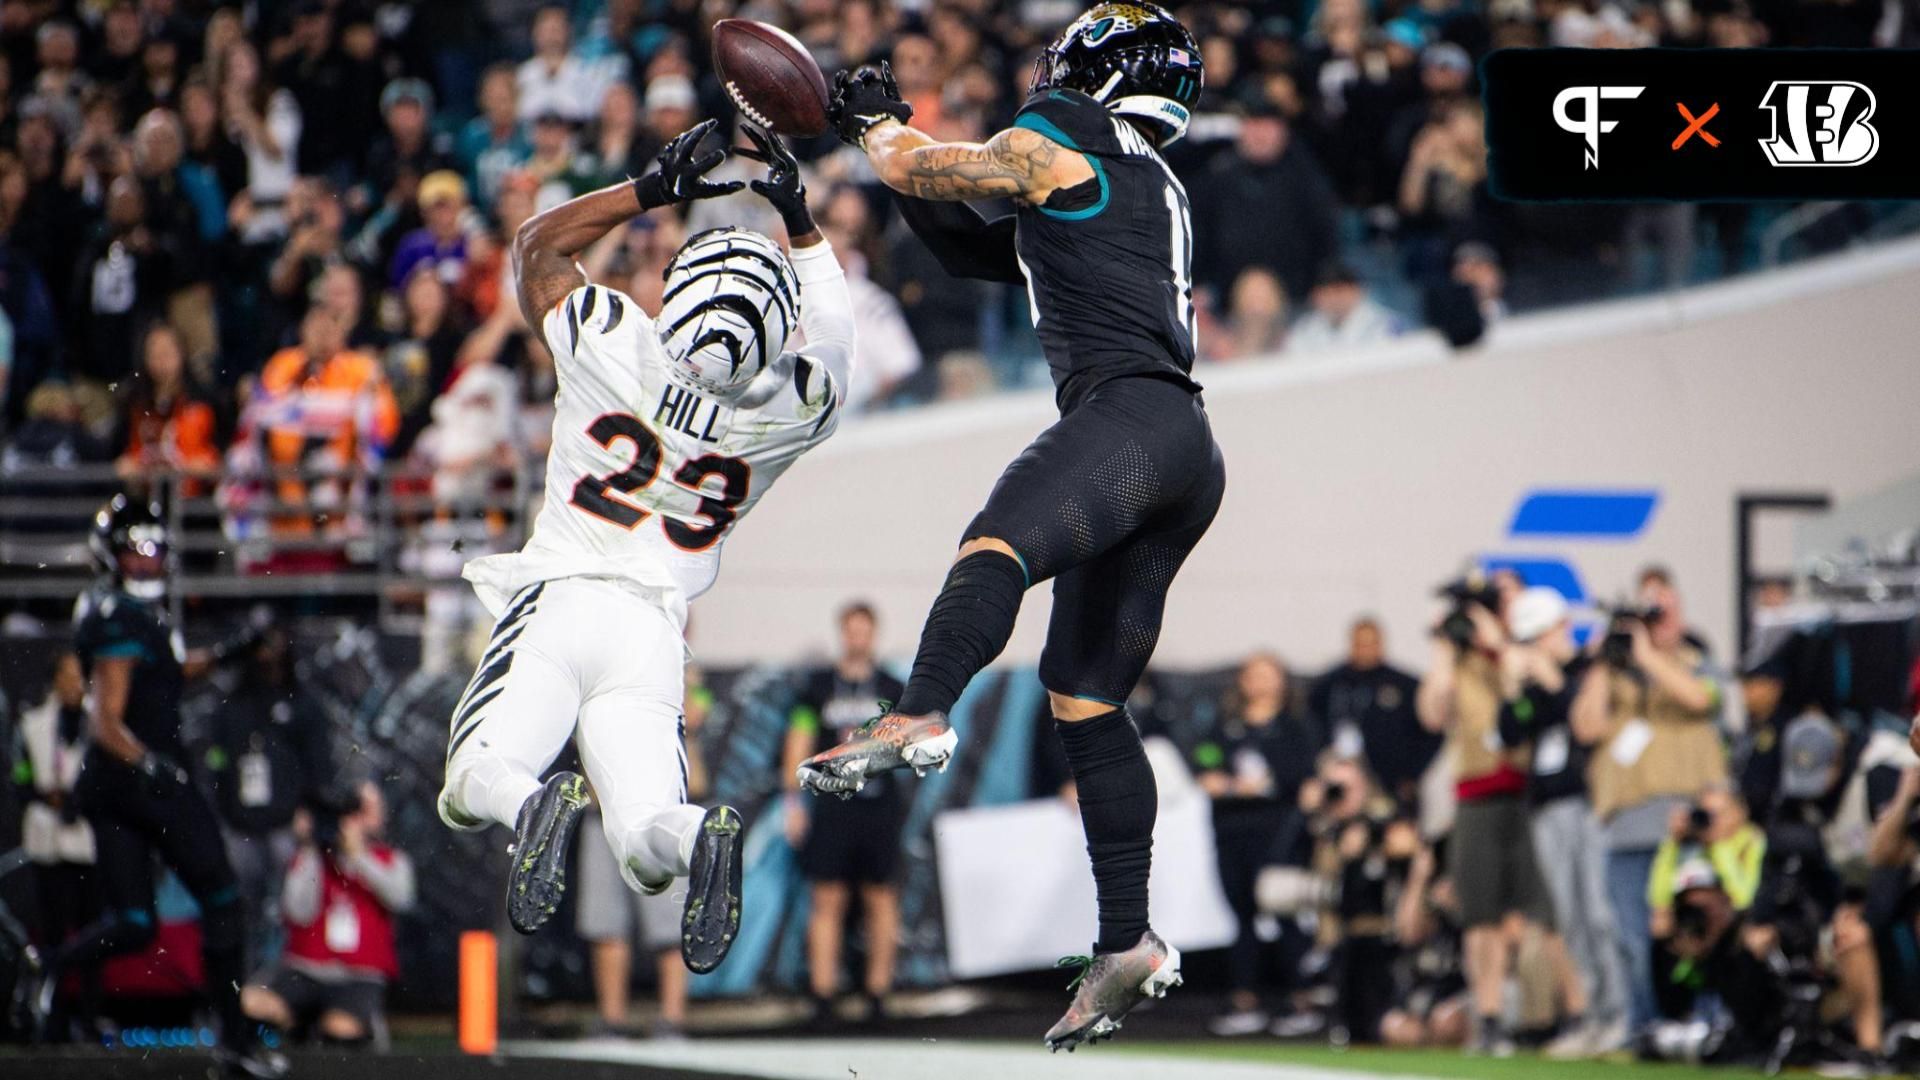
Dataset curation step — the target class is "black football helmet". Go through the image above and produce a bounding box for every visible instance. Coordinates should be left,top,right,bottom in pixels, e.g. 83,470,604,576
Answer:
89,493,172,600
1029,3,1204,146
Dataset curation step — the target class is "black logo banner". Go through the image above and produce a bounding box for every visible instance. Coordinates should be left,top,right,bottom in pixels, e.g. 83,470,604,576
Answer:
1484,49,1920,201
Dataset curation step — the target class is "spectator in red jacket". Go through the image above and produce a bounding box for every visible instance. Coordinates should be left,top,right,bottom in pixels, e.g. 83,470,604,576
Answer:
242,782,414,1046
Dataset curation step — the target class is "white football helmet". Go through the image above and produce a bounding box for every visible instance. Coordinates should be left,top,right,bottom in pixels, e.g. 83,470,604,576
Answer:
658,226,801,399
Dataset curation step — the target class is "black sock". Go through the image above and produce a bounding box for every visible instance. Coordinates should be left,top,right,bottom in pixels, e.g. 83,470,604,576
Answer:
1056,708,1156,954
894,550,1028,716
205,940,249,1047
198,896,250,1048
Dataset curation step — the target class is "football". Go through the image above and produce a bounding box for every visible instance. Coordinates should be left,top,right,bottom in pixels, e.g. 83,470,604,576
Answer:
711,19,831,138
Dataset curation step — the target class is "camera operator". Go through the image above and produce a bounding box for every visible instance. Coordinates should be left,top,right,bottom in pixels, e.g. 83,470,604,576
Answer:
1652,789,1884,1063
243,782,414,1046
1496,587,1629,1055
1380,839,1470,1049
1649,786,1765,939
42,496,283,1076
1572,570,1727,1032
1416,573,1561,1055
1265,751,1412,1044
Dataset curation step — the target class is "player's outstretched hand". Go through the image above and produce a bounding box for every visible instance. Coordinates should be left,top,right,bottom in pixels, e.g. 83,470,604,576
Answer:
633,118,744,210
737,125,815,236
828,62,912,149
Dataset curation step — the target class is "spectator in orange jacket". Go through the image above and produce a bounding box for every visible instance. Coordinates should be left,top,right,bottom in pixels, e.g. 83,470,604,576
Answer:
238,306,398,535
116,322,221,493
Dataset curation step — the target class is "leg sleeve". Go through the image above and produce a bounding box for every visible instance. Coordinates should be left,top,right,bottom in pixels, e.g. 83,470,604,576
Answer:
441,581,584,830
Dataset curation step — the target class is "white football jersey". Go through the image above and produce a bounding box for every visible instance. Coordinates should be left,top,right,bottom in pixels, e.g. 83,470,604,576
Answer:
462,273,846,625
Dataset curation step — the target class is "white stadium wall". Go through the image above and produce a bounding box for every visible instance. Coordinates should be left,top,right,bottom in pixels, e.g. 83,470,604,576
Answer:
694,237,1920,672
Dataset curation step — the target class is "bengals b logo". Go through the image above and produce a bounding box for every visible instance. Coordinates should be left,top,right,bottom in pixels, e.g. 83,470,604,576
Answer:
1758,81,1879,167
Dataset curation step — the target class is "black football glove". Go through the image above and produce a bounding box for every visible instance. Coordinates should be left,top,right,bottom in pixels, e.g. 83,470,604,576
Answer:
828,62,912,149
138,752,190,799
633,118,745,210
736,125,815,237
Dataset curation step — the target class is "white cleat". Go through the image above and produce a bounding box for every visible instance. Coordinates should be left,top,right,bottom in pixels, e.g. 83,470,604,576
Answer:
798,711,956,796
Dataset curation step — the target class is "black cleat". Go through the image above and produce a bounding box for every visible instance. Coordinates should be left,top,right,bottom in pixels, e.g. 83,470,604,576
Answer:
506,772,592,935
681,805,744,973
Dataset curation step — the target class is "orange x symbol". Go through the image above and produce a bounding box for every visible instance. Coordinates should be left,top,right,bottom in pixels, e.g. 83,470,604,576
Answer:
1673,102,1721,149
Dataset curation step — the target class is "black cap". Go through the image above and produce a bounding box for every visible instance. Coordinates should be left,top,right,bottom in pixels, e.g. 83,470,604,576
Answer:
1236,96,1286,121
1315,259,1361,287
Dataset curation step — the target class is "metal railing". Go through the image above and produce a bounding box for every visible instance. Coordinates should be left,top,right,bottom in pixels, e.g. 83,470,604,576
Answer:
0,462,537,633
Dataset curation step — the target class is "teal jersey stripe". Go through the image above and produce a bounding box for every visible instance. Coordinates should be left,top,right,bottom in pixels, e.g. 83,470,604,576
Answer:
1013,113,1110,220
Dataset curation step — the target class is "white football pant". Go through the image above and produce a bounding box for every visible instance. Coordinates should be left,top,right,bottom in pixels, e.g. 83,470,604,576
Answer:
438,576,703,891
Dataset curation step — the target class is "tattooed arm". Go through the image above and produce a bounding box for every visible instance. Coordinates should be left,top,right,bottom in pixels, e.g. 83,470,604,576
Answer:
864,122,1095,204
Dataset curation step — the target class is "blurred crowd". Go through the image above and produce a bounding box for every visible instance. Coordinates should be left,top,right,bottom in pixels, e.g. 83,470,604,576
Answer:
1151,565,1920,1071
8,545,1920,1070
8,625,414,1047
2,0,1911,504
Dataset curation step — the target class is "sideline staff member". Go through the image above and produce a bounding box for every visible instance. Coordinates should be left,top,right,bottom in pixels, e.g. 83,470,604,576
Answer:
783,602,906,1020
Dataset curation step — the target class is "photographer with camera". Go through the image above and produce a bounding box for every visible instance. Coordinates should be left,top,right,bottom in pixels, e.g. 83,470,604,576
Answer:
242,781,414,1047
1572,570,1727,1033
1495,587,1630,1055
1416,572,1563,1055
1260,751,1412,1043
1647,781,1886,1064
1380,839,1470,1049
1649,786,1765,942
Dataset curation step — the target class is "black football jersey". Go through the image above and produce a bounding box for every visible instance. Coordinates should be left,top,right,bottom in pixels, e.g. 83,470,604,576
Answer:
1012,89,1202,412
73,584,186,758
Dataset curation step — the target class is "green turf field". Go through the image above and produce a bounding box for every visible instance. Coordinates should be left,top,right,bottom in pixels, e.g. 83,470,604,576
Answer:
1121,1042,1776,1080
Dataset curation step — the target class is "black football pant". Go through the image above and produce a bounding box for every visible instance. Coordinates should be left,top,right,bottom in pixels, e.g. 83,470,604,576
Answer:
967,374,1226,705
57,757,249,1047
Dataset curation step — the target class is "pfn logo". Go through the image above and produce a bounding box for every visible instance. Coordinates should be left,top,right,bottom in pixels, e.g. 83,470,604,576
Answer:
1553,85,1645,170
1758,81,1879,167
